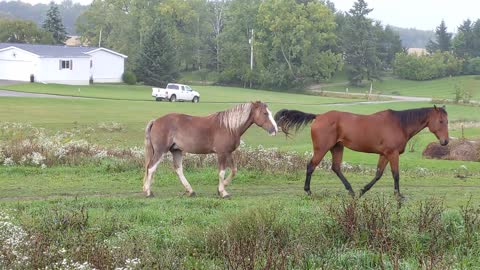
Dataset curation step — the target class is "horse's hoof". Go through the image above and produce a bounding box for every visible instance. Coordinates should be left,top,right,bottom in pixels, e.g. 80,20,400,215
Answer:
305,190,312,196
189,191,196,197
146,192,154,198
349,191,356,198
222,194,231,199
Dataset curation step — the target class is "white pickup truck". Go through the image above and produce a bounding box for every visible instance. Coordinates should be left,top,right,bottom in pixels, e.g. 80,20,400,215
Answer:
151,83,200,103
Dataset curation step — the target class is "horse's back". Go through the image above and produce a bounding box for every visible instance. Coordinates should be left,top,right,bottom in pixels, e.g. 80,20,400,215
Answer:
312,109,403,153
149,113,217,153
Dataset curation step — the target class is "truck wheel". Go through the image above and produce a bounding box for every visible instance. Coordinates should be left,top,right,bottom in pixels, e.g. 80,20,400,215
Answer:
169,95,177,102
192,96,199,103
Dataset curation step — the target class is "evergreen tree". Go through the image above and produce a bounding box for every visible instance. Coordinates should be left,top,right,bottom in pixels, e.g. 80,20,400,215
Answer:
453,20,473,58
342,0,380,86
376,24,403,69
426,20,452,53
135,18,178,87
42,2,67,44
471,19,480,58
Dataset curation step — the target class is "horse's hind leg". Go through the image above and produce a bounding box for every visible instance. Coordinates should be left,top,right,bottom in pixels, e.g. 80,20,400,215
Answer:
330,143,355,197
359,155,388,197
172,150,195,196
222,155,236,187
305,148,329,195
143,151,165,197
217,153,231,198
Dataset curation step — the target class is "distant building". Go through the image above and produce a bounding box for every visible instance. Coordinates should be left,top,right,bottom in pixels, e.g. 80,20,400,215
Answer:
407,48,427,56
0,43,127,85
65,36,85,47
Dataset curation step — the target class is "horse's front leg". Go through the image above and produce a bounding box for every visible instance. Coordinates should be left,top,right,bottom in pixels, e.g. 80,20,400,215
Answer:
387,152,404,200
359,155,388,197
217,153,230,198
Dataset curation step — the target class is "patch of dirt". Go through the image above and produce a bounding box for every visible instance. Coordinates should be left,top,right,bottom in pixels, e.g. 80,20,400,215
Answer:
423,139,480,162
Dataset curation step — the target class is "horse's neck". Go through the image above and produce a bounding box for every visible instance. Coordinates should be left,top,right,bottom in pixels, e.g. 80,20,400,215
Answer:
405,111,430,139
234,117,254,137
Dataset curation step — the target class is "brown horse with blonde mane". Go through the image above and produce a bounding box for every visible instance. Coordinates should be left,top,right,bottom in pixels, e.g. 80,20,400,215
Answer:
143,101,278,198
274,106,449,198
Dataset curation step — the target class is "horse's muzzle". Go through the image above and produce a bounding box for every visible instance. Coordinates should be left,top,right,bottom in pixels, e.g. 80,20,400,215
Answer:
268,127,277,136
440,139,449,146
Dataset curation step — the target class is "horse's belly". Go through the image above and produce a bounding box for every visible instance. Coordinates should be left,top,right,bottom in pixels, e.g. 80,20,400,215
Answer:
344,143,378,154
340,137,381,154
175,143,214,154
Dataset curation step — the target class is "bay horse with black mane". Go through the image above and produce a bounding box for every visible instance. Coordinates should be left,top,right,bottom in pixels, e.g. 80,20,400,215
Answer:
143,101,278,198
274,106,449,198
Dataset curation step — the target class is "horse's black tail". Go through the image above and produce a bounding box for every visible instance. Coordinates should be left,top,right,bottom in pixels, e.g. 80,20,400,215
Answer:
274,109,317,136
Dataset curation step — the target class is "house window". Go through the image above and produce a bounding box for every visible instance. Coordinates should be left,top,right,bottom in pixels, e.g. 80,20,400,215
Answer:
59,60,73,70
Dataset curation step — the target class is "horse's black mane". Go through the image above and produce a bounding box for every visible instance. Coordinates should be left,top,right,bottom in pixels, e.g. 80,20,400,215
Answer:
390,107,446,128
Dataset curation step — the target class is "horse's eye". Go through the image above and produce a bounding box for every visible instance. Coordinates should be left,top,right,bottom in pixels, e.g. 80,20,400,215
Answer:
264,113,268,116
440,120,444,124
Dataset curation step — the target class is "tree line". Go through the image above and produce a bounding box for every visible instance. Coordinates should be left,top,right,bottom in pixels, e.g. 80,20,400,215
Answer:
0,0,86,35
1,2,69,45
74,0,403,88
394,19,480,81
3,0,480,88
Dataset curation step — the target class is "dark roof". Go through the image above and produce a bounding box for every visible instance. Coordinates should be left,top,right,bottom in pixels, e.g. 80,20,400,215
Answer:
0,43,124,58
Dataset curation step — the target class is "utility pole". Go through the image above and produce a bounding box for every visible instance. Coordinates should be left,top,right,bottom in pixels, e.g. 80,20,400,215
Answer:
249,28,254,71
249,29,254,88
98,28,102,47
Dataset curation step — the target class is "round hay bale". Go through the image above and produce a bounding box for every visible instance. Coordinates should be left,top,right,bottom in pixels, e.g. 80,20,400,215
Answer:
448,140,478,161
423,139,480,161
422,142,450,159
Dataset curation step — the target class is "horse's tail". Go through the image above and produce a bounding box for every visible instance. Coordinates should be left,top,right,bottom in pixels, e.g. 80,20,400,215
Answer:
274,109,317,136
144,120,155,170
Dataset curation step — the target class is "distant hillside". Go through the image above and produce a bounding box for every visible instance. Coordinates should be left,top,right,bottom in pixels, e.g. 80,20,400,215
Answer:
0,0,87,35
390,26,435,49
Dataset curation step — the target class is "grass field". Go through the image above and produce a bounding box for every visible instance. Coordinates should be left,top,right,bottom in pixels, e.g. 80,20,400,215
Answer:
1,82,480,269
322,75,480,101
1,82,357,104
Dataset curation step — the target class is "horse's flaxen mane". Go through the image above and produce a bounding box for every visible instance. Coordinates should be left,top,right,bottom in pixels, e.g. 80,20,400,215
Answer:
214,103,253,132
390,107,446,128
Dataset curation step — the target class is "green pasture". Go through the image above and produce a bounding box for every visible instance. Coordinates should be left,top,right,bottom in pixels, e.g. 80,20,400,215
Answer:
1,83,480,268
1,95,478,171
323,75,480,101
1,82,355,104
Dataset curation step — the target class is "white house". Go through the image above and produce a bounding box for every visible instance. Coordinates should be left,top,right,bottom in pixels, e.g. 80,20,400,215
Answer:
0,43,128,85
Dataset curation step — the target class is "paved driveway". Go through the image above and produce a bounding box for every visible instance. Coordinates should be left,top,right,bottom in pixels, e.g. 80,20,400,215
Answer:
0,80,80,99
0,89,76,99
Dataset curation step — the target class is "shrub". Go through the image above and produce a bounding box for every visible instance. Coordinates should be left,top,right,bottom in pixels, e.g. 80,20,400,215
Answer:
205,206,300,269
393,51,463,80
464,57,480,75
122,71,137,85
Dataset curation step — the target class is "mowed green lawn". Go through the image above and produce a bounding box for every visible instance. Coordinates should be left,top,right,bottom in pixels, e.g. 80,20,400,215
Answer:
323,75,480,100
1,82,356,104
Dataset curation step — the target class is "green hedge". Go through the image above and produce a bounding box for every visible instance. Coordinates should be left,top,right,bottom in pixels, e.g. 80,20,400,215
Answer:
393,51,463,80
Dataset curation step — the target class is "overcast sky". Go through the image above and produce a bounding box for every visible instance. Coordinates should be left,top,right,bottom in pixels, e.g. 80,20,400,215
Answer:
332,0,479,31
1,0,478,31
